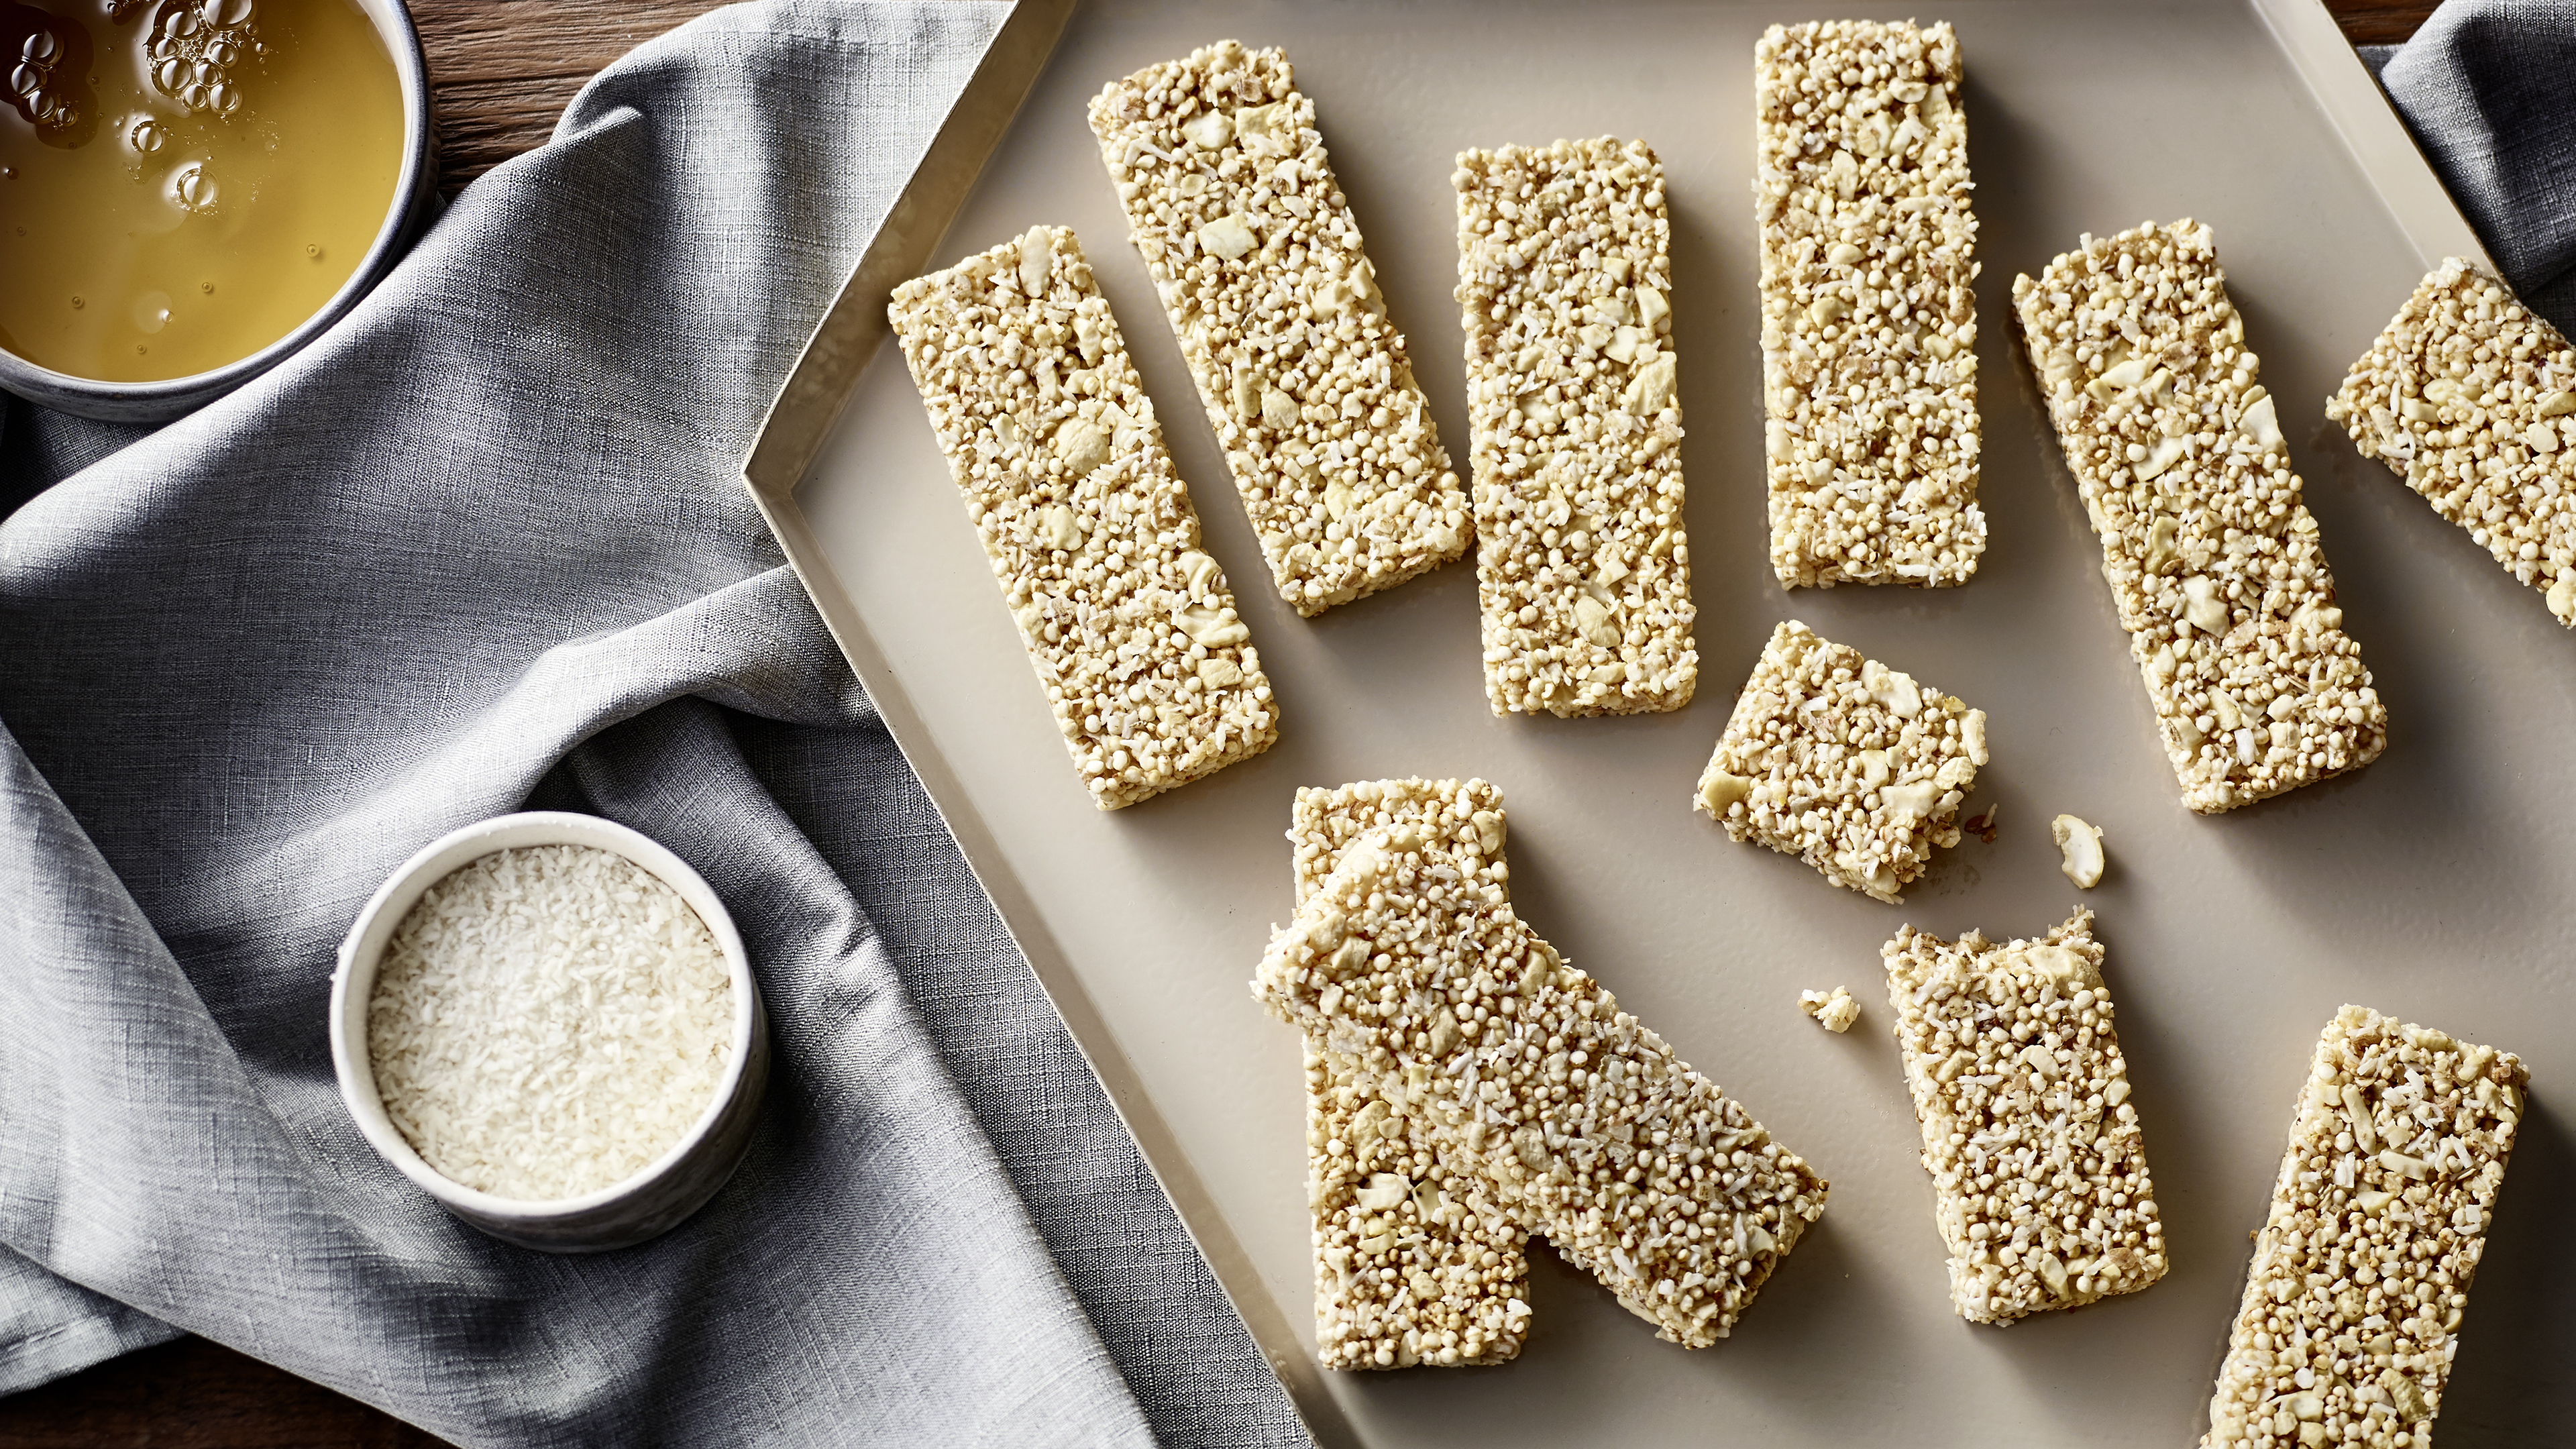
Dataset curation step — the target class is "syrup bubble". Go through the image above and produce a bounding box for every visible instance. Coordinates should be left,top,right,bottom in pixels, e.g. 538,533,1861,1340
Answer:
208,0,253,23
131,117,166,152
8,63,38,97
207,38,237,66
21,29,58,62
156,58,184,93
70,294,84,309
176,165,215,209
208,80,236,115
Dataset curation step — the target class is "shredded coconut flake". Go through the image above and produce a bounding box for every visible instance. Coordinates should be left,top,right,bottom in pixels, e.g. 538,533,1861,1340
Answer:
367,843,736,1201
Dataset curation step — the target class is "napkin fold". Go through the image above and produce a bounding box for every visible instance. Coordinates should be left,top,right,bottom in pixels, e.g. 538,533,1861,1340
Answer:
0,3,1305,1444
2378,1,2576,331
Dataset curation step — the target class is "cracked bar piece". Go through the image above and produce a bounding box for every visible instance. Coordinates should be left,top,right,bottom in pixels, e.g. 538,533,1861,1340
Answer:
889,226,1279,809
2327,257,2576,626
2200,1006,2525,1449
2013,221,2387,814
1884,910,2166,1325
1755,19,1986,588
1290,780,1529,1368
1693,620,1984,904
1088,40,1469,616
1453,138,1696,717
1255,828,1830,1348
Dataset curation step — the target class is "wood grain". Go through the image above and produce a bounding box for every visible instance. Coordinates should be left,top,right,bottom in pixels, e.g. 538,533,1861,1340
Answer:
2329,0,2442,46
0,1336,448,1447
0,0,2440,1444
415,0,732,196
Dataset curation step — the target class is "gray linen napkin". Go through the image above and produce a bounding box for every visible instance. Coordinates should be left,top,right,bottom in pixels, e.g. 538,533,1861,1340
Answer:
2377,1,2576,330
0,3,1306,1444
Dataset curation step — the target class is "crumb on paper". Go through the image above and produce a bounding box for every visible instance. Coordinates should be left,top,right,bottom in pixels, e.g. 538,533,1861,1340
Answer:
2051,813,2104,888
1799,986,1860,1032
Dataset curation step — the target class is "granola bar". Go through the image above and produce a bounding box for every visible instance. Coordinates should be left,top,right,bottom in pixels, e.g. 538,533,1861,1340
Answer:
1291,780,1528,1368
1089,41,1469,616
1694,620,1984,903
2012,221,2387,813
2200,1006,2525,1448
1453,138,1695,716
1755,19,1986,588
2328,257,2576,625
1884,910,2167,1324
888,226,1279,809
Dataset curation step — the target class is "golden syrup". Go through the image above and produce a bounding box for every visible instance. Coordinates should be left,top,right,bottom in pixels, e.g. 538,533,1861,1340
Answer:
0,0,404,383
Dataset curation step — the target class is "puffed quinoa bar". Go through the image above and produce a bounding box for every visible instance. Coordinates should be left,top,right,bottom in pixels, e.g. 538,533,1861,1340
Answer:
1693,620,1984,904
1290,779,1529,1369
2200,1006,2525,1449
2327,258,2576,625
1453,139,1696,716
1254,829,1830,1348
888,227,1279,809
1884,910,2167,1325
2012,221,2387,814
1755,20,1986,588
1089,41,1470,617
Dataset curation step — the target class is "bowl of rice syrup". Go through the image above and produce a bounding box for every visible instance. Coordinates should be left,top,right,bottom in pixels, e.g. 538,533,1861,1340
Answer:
330,812,771,1254
0,0,434,421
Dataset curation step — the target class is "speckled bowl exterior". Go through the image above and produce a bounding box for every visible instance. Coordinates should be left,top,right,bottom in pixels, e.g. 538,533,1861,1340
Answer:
0,0,439,422
329,812,768,1254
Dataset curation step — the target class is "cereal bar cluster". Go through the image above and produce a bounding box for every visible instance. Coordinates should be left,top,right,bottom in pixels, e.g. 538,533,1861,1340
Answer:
888,226,1279,808
1256,827,1829,1348
1089,41,1470,616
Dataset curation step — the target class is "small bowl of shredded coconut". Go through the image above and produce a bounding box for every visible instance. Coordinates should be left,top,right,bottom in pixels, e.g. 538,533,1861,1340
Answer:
331,812,767,1252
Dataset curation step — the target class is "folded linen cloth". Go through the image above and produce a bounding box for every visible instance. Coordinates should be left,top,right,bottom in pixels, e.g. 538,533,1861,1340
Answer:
2377,0,2576,331
0,3,1306,1444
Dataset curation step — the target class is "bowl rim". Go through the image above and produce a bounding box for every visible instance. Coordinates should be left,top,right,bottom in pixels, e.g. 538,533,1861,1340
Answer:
0,0,438,421
328,810,763,1224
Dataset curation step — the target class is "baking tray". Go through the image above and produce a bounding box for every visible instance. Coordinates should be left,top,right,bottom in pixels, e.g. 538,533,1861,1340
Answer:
745,3,2575,1444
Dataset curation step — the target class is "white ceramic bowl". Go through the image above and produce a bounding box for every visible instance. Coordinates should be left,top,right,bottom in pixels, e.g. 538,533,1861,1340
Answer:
0,0,439,421
330,811,769,1252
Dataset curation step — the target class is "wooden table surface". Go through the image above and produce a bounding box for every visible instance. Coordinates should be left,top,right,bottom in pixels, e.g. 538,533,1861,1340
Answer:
0,0,2440,1444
